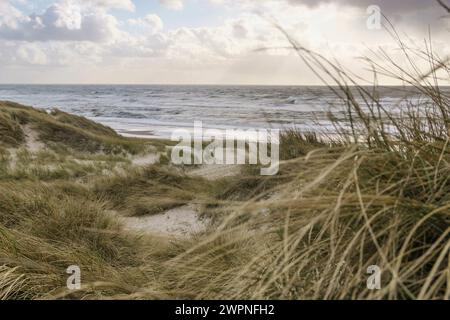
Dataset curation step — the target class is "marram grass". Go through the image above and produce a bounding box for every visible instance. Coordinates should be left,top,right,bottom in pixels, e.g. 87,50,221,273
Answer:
0,34,450,300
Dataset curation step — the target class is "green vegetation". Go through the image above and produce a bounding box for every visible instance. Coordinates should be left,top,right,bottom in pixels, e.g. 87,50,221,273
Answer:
0,101,148,155
0,108,25,147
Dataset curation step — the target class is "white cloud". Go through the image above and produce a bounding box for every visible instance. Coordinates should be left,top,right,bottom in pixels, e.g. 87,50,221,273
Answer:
0,0,123,42
15,43,48,65
0,0,25,29
1,0,450,84
159,0,183,11
128,14,164,32
80,0,135,11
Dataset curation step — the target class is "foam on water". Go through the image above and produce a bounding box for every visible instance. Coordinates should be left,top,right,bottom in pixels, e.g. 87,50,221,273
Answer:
0,85,436,139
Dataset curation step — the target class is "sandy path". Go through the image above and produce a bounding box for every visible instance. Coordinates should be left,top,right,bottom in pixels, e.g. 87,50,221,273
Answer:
115,163,240,238
190,164,242,180
120,162,241,237
23,125,45,153
118,205,208,238
7,126,45,170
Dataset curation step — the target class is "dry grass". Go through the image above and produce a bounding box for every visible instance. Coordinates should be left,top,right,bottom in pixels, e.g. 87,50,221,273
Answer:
155,26,450,300
1,24,450,300
166,145,449,299
0,101,148,155
0,109,25,147
92,165,212,217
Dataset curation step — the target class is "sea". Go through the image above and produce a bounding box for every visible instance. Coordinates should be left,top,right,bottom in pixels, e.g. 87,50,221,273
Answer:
0,85,433,139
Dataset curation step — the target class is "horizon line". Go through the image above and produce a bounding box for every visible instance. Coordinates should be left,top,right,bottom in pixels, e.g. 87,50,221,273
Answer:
0,83,440,87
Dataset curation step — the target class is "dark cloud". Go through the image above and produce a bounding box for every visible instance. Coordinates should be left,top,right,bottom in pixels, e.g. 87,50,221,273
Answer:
287,0,439,13
286,0,450,33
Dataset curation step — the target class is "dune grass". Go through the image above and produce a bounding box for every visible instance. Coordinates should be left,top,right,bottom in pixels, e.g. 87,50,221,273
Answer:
163,26,450,300
0,101,149,155
0,108,25,147
93,164,212,217
1,26,450,300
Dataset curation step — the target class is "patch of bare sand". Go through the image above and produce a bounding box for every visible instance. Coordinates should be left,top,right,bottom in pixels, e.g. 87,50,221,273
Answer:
23,125,45,153
116,205,208,238
131,153,160,166
129,145,161,166
7,125,45,169
114,164,241,238
190,164,242,180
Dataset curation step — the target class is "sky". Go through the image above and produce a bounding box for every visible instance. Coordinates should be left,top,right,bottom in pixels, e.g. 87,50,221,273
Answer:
0,0,449,85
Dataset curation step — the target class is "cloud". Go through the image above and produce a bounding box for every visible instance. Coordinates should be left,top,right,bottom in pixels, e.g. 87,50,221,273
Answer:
1,0,450,84
159,0,184,11
0,42,49,66
286,0,437,12
15,43,48,65
0,0,123,42
79,0,135,11
0,36,125,69
0,0,25,29
282,0,450,38
128,14,164,32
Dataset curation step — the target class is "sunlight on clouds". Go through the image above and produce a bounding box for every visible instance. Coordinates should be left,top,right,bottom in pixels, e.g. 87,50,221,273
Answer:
0,0,449,84
0,2,122,42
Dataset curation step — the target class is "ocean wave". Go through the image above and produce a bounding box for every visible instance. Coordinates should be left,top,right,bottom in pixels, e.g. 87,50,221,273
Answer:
0,84,440,140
